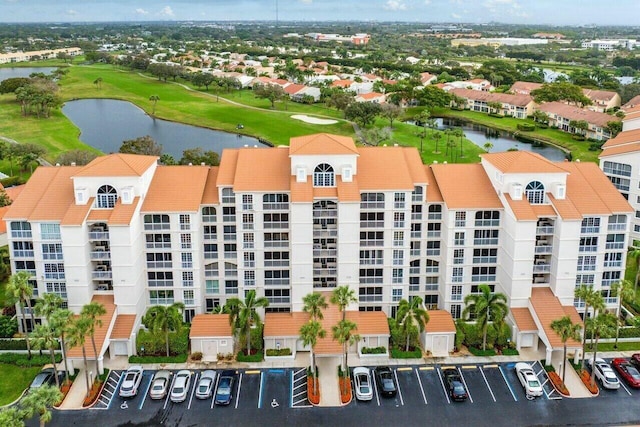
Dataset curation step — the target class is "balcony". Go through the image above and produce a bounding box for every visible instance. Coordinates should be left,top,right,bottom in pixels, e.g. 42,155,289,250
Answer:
451,294,463,301
579,246,598,253
90,251,111,260
427,213,442,220
264,222,289,229
608,223,626,231
204,252,218,259
203,233,217,241
314,249,337,257
11,231,32,239
536,226,554,235
204,270,219,278
88,231,110,240
475,220,500,227
13,250,34,258
313,268,337,276
265,260,290,267
146,242,171,249
265,241,289,248
533,263,551,273
146,261,172,269
473,238,498,246
605,242,624,250
95,283,113,291
92,270,112,279
535,245,553,254
144,223,170,231
359,295,383,303
264,203,289,210
313,210,337,218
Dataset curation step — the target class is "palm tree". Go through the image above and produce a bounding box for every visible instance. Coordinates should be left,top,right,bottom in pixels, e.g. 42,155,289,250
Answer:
149,95,160,115
575,284,605,368
629,247,640,293
19,384,63,427
302,292,328,321
81,302,106,376
34,293,63,321
483,141,494,152
432,131,442,154
67,316,92,397
550,316,582,382
0,406,22,426
48,308,73,385
227,290,269,356
299,320,326,390
6,271,36,359
586,312,617,387
611,280,635,349
30,324,61,388
463,284,508,351
143,302,185,357
332,319,359,383
331,286,357,321
397,297,430,352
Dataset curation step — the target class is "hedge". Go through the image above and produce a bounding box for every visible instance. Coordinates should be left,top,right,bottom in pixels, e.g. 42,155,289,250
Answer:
136,327,189,357
0,338,60,351
0,352,61,366
390,348,422,359
0,316,18,338
265,348,292,357
361,346,387,355
128,354,188,364
468,347,496,356
501,348,520,356
516,123,535,131
236,351,263,363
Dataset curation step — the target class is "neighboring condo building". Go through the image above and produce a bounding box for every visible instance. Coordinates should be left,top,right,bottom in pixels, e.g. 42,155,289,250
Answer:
5,133,631,369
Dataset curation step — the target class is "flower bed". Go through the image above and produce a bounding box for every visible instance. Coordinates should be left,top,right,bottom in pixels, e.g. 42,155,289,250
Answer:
339,376,352,404
579,369,599,395
82,379,105,407
307,376,320,405
547,371,570,396
55,380,73,408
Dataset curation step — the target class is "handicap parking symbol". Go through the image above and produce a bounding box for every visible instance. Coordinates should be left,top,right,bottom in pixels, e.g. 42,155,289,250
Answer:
271,398,279,408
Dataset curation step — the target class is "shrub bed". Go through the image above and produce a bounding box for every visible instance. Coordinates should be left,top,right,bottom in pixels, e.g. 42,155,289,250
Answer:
501,348,520,356
468,347,496,356
307,375,320,405
517,123,535,131
265,348,292,357
579,369,599,395
128,354,188,364
190,351,203,361
548,371,570,396
237,350,263,363
390,347,422,359
361,346,387,355
339,376,352,404
136,328,189,357
82,380,104,407
0,353,61,367
0,338,61,350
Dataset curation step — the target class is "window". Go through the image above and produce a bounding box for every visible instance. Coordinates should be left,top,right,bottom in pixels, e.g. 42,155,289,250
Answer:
146,234,171,249
148,271,173,287
265,289,290,304
428,204,442,220
392,288,403,302
40,223,60,240
410,259,420,275
577,256,597,271
412,186,423,202
451,285,462,301
263,194,289,210
242,214,254,230
453,249,464,264
264,213,289,229
12,241,34,258
392,268,404,284
205,298,220,313
604,252,623,268
181,253,193,268
411,204,422,221
410,241,420,257
525,181,545,204
392,249,404,266
359,287,382,302
360,250,383,265
360,212,384,228
471,284,495,293
425,259,439,273
96,185,117,208
579,237,598,252
455,212,466,227
425,276,438,291
394,192,406,209
581,217,600,234
575,274,595,285
46,282,67,299
180,234,192,249
182,271,194,287
223,243,237,258
451,304,461,319
150,290,174,305
265,232,289,248
244,271,256,286
265,251,290,267
222,207,236,222
603,161,631,177
473,248,497,264
221,188,235,204
202,206,216,222
242,194,253,210
224,262,238,277
44,263,65,280
360,231,384,247
606,234,625,250
426,241,440,256
41,243,62,260
471,266,496,282
424,294,438,309
183,290,195,305
223,225,237,240
179,214,191,230
204,244,218,259
608,215,627,231
393,231,404,246
146,252,172,269
454,232,465,246
475,211,500,227
144,214,170,230
393,212,405,228
426,222,440,238
313,163,335,187
452,267,463,283
474,229,498,245
602,271,621,286
10,221,32,238
360,268,383,284
205,280,219,294
361,193,385,209
265,270,290,286
243,233,254,249
608,176,630,192
225,280,238,295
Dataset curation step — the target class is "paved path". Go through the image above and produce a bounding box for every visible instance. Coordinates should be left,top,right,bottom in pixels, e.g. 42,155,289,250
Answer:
316,357,341,407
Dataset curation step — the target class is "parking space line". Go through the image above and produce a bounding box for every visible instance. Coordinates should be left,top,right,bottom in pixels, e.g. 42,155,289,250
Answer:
372,369,380,406
457,367,473,403
498,365,518,402
258,372,264,409
420,366,434,371
480,367,496,402
397,367,412,371
187,372,199,409
210,373,220,409
107,372,125,410
436,367,450,404
139,376,152,409
235,373,243,409
415,369,427,405
461,365,476,370
618,379,632,396
164,374,176,410
245,370,260,374
484,364,499,368
393,369,404,406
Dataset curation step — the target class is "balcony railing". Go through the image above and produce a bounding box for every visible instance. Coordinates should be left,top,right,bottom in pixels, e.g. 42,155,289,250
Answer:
535,246,553,254
11,231,32,239
608,223,626,231
265,241,289,248
605,242,624,250
13,250,34,258
92,271,112,279
147,261,172,269
143,224,170,231
90,251,111,260
533,264,551,273
536,226,554,235
359,295,383,303
204,270,219,278
579,246,598,253
473,238,498,246
314,249,337,257
314,268,337,276
88,231,110,240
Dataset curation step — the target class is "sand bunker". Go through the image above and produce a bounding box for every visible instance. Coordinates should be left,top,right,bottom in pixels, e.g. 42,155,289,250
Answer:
291,114,338,125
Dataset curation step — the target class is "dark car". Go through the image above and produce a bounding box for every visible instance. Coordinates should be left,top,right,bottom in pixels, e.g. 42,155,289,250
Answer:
612,358,640,388
214,370,236,405
29,367,64,391
443,368,468,402
374,366,397,397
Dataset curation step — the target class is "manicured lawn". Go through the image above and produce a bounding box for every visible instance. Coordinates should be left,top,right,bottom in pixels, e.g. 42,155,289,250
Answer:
592,341,640,352
0,363,41,405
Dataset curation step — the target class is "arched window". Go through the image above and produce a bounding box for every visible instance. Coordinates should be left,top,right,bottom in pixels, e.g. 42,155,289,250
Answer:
96,185,117,208
313,164,335,187
525,181,545,204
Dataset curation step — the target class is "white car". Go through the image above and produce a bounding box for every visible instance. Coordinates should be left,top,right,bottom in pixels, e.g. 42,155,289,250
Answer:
149,370,172,400
353,367,373,401
170,370,193,402
589,358,620,390
119,366,144,398
515,362,543,398
196,370,217,399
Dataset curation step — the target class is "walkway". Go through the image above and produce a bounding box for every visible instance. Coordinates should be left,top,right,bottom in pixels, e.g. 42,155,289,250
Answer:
316,357,341,407
57,369,88,410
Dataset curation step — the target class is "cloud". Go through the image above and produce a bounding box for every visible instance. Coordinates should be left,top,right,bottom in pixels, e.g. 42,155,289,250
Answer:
135,8,149,15
299,0,313,3
159,6,174,17
451,12,461,18
383,0,406,11
66,9,77,15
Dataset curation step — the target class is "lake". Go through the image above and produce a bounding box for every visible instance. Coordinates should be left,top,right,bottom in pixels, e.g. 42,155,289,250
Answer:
0,67,57,81
62,99,265,159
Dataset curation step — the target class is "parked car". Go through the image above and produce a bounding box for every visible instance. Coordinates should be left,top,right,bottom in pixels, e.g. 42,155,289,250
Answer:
149,370,172,400
374,366,397,397
442,368,468,401
119,365,144,398
514,362,543,398
170,370,193,403
29,367,64,391
612,358,640,388
196,370,217,399
214,370,236,405
353,367,373,401
588,358,620,390
630,353,640,370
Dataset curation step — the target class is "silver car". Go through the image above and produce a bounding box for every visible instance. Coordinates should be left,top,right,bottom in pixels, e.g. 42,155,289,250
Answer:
119,366,144,398
170,370,193,403
149,370,172,400
196,370,217,399
353,367,373,401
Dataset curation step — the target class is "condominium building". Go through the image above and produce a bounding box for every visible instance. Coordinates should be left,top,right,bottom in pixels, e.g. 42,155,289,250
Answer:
5,133,631,368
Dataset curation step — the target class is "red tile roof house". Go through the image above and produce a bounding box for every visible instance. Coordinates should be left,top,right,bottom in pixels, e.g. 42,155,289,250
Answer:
537,101,620,141
509,81,543,95
355,92,386,103
420,72,437,85
583,89,622,113
449,88,536,119
284,83,321,102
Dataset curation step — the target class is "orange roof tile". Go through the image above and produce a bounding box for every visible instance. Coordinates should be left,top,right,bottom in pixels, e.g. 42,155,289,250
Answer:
345,311,390,335
142,166,209,212
538,102,619,128
217,149,240,186
424,310,456,333
548,194,582,220
264,312,310,337
313,187,338,199
511,307,537,332
530,287,581,348
531,204,557,217
74,153,157,177
3,184,24,202
87,208,112,222
601,128,640,149
190,314,233,338
0,185,26,233
233,148,290,192
562,305,583,326
357,146,415,191
403,148,428,184
336,178,361,202
509,81,543,94
109,197,140,225
110,314,136,339
67,294,116,358
600,141,640,157
357,92,385,100
482,151,567,174
290,133,359,155
201,167,220,205
424,166,443,203
583,88,618,102
450,88,534,107
504,194,538,221
61,198,94,226
430,164,502,209
290,177,313,203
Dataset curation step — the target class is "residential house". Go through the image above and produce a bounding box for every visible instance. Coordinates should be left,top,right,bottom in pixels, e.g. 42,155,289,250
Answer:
189,314,234,361
449,88,535,119
509,81,543,96
355,92,387,104
583,89,621,113
419,72,437,86
537,102,619,140
284,84,321,102
443,79,494,92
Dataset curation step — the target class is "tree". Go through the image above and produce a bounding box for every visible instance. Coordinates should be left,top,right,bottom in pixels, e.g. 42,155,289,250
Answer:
332,319,359,383
227,290,268,355
532,110,549,126
344,102,382,128
179,147,220,166
299,320,325,390
397,297,429,352
191,73,215,90
48,308,73,385
34,292,63,322
20,384,62,427
0,77,30,94
30,324,61,388
550,316,582,382
569,120,589,136
326,91,354,116
149,95,160,115
630,248,640,293
0,406,23,427
6,271,36,359
611,280,635,349
606,120,623,138
586,312,617,388
462,284,508,351
574,284,605,369
331,286,358,322
483,141,494,152
67,316,92,397
432,131,442,154
416,85,452,109
253,83,285,108
81,302,106,376
55,149,98,166
119,135,162,156
380,103,403,128
357,127,391,146
530,82,592,107
302,292,328,321
143,302,185,357
159,153,176,165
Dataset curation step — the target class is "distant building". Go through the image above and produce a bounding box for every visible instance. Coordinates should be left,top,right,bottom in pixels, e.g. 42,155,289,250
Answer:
0,47,82,64
581,39,638,51
451,38,548,48
450,88,535,119
537,102,619,141
304,33,370,45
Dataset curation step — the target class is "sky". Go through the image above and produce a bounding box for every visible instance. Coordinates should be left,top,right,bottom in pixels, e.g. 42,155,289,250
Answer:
0,0,639,25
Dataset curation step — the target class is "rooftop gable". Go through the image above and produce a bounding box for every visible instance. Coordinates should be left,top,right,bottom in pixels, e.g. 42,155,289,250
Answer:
430,163,502,209
481,151,567,174
73,153,158,177
289,133,359,156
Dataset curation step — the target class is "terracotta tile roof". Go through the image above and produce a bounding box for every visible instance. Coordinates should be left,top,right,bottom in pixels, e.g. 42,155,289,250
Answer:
511,307,538,332
313,187,338,199
583,88,618,102
357,92,385,100
599,141,640,157
424,310,456,333
562,305,583,326
290,177,313,203
109,197,141,225
201,167,220,204
357,146,415,191
331,79,353,88
110,314,136,339
217,149,240,186
290,133,359,155
336,178,361,202
531,204,557,217
87,208,112,222
430,164,502,209
548,194,582,220
190,314,233,338
510,81,543,95
61,198,94,226
623,105,640,118
482,151,567,174
403,148,428,184
233,148,290,192
601,128,640,148
504,194,538,221
0,207,9,233
284,84,306,95
424,166,444,203
345,311,390,335
530,287,581,349
142,166,209,212
450,88,534,107
622,95,640,109
73,153,157,177
0,185,26,233
264,312,310,337
67,294,116,358
538,102,619,128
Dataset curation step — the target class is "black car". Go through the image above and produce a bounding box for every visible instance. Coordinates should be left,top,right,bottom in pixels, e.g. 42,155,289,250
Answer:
215,370,237,406
442,368,468,402
29,368,64,391
374,366,397,397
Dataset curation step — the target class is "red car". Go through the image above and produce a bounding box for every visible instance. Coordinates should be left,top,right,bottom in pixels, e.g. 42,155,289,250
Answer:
612,358,640,388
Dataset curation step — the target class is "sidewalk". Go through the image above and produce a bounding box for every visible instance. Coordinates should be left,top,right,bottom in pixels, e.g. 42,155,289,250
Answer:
57,369,88,410
316,357,341,407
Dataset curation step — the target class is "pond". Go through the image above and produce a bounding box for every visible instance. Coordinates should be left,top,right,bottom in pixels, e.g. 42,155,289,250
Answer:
61,99,265,160
0,67,57,82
